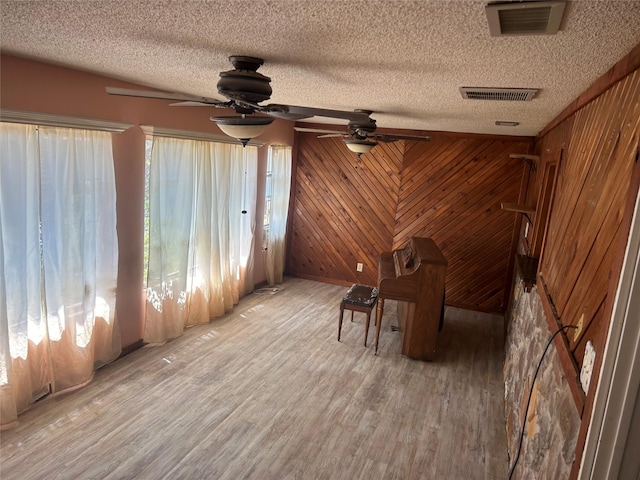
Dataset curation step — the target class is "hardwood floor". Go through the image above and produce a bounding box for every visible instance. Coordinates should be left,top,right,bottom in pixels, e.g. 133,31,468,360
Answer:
0,278,508,479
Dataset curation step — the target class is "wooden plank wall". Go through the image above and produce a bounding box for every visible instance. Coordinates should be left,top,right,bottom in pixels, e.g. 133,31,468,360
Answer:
288,130,533,314
536,68,640,367
287,135,403,286
395,137,532,313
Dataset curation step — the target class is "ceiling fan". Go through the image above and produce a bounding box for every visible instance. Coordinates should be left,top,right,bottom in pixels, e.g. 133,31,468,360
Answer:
106,55,375,146
294,117,430,158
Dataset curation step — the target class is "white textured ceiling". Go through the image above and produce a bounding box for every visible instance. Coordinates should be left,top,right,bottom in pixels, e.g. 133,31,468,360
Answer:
1,0,639,136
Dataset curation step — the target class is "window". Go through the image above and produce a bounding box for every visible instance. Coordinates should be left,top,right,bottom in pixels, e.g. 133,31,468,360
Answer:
0,122,120,426
143,135,258,343
263,150,273,248
143,136,152,281
264,145,292,285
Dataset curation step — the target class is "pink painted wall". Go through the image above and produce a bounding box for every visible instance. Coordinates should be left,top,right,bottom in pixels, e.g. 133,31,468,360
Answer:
1,54,294,348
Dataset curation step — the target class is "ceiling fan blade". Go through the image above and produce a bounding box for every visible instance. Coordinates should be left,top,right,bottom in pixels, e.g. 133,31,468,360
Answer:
106,87,225,105
263,111,312,121
263,104,373,122
170,101,217,107
218,99,311,121
294,127,346,135
318,133,347,138
373,133,431,142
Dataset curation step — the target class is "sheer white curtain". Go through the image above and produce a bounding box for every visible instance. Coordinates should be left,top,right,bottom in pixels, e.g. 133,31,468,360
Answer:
265,145,292,286
0,123,120,429
144,137,257,344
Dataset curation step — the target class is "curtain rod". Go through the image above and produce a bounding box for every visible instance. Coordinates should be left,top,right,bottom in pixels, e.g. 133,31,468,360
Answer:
1,109,134,133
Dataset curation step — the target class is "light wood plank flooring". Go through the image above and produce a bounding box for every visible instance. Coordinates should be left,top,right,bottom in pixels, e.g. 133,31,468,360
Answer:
0,278,508,479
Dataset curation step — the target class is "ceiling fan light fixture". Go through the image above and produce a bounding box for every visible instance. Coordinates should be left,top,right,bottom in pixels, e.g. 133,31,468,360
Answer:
344,139,377,156
211,114,274,146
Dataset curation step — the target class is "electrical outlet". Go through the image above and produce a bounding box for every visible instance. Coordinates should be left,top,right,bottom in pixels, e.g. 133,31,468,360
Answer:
574,313,584,342
356,263,363,272
580,341,596,394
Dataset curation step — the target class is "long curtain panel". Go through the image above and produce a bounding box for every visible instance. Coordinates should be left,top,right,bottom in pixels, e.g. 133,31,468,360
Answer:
0,123,120,428
265,145,292,286
38,127,120,388
0,123,47,428
144,137,257,344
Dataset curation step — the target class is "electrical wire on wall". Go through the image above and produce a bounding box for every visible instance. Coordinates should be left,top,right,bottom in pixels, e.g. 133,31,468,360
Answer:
508,324,577,480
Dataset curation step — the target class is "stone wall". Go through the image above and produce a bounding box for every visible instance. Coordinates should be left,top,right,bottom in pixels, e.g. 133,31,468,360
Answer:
504,272,581,478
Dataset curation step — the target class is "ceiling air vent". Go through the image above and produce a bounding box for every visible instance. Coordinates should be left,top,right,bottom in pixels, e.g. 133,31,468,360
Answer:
460,87,538,101
486,1,566,36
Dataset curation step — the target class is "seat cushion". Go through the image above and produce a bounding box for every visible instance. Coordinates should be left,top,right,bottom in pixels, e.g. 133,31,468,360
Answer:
342,284,378,307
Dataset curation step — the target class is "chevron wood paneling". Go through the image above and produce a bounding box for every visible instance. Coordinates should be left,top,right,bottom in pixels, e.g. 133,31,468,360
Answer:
394,137,532,313
287,133,403,286
288,129,533,314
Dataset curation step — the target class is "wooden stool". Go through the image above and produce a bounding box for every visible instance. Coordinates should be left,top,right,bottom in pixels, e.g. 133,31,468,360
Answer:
338,284,379,346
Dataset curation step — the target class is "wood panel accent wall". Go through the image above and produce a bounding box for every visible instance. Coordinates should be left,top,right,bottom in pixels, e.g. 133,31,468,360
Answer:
287,134,403,286
288,130,533,314
536,68,640,370
395,137,532,313
511,45,640,480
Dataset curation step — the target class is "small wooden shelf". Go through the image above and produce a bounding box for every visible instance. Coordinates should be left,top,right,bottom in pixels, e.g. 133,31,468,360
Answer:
510,153,539,170
501,202,536,215
509,154,540,161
